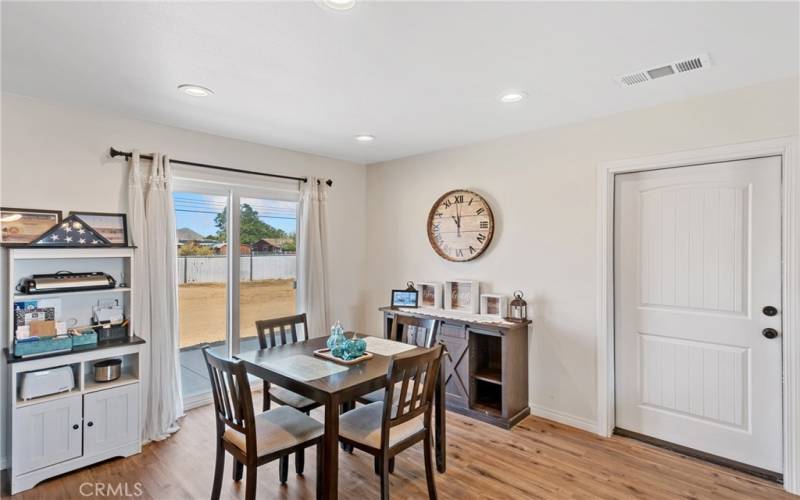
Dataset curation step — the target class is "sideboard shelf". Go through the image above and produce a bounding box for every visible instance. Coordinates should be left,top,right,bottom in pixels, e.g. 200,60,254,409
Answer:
380,306,531,429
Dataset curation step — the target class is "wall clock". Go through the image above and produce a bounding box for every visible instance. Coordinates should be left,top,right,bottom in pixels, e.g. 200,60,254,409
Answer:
427,189,494,262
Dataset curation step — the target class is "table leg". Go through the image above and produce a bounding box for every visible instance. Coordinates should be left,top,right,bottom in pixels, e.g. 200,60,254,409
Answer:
435,361,446,473
322,393,340,500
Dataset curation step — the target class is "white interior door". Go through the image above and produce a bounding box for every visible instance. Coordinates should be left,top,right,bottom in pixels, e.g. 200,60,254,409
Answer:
614,156,783,473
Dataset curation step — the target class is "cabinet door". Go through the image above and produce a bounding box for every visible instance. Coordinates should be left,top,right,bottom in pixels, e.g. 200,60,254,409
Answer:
441,335,469,407
14,394,83,475
84,384,140,456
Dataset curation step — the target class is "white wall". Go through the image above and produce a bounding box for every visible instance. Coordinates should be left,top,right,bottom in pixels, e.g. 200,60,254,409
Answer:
363,77,800,430
0,93,368,468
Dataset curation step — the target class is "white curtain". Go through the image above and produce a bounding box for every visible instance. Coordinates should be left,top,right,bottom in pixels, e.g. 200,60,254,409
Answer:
128,151,184,442
297,177,330,338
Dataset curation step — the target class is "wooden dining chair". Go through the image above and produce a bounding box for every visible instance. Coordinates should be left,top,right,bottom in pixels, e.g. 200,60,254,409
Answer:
338,344,444,500
357,315,439,404
255,313,323,476
202,347,324,500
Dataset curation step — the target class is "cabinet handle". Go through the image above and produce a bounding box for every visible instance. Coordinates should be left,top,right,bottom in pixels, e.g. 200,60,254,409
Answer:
72,424,79,430
87,421,94,427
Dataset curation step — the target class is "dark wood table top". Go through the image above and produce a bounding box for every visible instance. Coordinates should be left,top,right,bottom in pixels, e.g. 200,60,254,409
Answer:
235,336,413,402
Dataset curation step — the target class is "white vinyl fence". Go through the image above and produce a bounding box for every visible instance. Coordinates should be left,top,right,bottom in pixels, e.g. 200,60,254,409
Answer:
177,255,296,284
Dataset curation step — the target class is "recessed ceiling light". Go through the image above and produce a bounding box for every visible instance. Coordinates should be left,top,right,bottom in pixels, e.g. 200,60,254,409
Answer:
499,91,528,103
355,134,375,142
321,0,356,11
178,84,214,97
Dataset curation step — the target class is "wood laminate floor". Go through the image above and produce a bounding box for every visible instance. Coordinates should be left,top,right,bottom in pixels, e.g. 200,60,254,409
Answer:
2,401,790,499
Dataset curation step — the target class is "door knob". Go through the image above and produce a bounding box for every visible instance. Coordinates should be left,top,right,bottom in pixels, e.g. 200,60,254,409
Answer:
763,306,778,317
763,328,779,339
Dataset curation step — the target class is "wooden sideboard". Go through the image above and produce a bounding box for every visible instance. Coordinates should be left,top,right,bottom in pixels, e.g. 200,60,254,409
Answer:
380,307,531,429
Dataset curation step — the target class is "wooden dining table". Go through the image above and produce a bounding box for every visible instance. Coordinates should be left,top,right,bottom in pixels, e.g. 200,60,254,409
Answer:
234,335,446,500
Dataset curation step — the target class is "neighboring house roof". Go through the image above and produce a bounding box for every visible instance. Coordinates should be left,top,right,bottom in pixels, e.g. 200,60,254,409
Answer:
176,227,204,241
256,238,293,248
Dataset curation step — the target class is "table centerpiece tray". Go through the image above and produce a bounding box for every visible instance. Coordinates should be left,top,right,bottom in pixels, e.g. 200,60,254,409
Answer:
313,348,373,365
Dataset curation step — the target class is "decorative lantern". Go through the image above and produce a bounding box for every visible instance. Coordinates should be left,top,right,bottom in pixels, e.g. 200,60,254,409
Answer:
508,290,527,322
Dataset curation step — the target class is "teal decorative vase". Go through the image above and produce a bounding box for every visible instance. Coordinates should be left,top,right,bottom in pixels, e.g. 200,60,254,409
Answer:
342,333,367,360
327,320,346,356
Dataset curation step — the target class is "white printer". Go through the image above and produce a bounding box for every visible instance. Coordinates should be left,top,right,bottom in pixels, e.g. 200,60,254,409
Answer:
19,366,75,400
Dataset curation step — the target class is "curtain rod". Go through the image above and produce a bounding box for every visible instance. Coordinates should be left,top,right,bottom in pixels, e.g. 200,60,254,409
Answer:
109,147,333,187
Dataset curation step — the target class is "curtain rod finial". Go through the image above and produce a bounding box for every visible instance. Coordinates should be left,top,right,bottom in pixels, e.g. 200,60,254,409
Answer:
109,147,128,159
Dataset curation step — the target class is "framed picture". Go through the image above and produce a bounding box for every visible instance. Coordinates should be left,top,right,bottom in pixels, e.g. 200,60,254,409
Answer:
480,294,508,318
417,282,443,309
391,289,419,308
69,212,128,246
444,280,480,313
0,207,62,246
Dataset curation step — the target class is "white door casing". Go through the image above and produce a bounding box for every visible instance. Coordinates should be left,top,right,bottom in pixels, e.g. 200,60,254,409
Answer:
614,157,782,472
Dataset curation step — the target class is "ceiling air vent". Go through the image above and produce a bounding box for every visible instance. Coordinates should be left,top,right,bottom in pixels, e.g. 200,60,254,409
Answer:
617,53,711,87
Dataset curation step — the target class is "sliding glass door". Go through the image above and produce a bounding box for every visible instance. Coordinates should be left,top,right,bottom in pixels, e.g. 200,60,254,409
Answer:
172,180,298,402
238,196,299,355
174,190,230,400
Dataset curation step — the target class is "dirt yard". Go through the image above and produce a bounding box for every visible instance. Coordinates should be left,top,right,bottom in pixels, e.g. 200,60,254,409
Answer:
178,279,295,348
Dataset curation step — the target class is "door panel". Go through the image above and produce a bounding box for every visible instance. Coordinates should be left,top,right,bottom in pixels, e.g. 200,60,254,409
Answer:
614,157,782,473
441,335,469,407
639,184,747,313
84,384,140,456
14,395,82,475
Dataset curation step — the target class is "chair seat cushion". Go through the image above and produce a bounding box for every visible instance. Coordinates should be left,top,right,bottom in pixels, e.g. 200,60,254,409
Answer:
270,385,318,409
339,402,424,449
223,406,323,457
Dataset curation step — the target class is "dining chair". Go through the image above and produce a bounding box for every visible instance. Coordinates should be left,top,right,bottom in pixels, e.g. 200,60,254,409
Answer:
338,344,444,500
357,315,439,405
350,316,440,470
202,347,324,500
255,313,323,476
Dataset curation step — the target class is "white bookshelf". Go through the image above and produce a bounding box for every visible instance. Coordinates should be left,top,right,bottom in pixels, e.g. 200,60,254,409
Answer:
3,246,143,494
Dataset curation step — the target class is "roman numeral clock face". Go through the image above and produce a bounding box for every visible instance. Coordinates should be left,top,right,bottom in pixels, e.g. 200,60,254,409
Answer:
427,189,494,262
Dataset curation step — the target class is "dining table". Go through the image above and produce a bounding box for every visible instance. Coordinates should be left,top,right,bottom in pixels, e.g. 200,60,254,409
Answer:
234,335,446,500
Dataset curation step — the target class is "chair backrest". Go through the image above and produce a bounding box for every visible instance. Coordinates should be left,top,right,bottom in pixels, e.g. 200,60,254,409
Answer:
382,344,444,439
255,313,308,349
203,347,256,447
390,315,439,348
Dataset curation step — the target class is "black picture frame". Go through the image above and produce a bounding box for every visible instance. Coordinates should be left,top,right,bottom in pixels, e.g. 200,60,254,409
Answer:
0,207,62,247
68,212,128,247
391,289,419,308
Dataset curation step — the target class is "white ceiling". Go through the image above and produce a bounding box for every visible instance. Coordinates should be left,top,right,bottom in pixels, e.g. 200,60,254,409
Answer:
2,1,798,164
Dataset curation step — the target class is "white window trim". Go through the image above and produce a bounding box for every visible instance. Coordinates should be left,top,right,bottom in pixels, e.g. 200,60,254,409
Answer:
596,136,799,494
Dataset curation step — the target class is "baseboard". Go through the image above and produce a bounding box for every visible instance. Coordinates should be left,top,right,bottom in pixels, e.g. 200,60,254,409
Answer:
182,393,213,411
530,403,598,434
